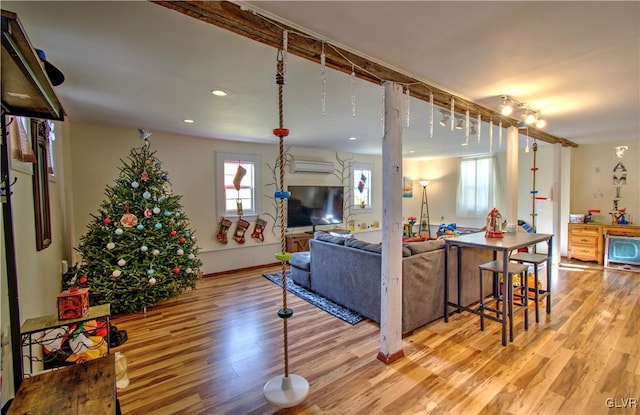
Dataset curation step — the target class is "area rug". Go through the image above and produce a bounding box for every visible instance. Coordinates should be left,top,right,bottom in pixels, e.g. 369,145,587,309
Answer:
262,271,366,325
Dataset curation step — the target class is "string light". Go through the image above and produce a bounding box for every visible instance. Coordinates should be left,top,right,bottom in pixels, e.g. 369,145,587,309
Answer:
351,64,356,117
429,92,434,138
320,43,326,116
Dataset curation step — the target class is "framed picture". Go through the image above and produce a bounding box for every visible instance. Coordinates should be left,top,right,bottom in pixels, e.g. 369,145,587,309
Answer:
402,177,413,198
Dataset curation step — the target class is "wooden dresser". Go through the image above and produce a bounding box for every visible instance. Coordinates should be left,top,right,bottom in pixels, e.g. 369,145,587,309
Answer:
568,223,640,264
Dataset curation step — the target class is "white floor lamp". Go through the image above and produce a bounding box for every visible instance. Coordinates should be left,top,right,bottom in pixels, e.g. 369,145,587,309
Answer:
419,180,431,239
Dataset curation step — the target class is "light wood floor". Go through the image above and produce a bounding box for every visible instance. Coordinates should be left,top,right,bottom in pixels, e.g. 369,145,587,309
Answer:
112,261,640,415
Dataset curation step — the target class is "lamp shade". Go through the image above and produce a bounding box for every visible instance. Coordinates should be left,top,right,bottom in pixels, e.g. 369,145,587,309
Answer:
418,180,430,187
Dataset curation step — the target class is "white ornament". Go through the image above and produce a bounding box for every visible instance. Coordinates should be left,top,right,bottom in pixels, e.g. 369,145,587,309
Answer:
186,268,193,274
148,277,157,285
131,181,139,189
176,249,184,256
117,259,126,267
191,236,197,242
140,245,148,252
112,270,121,277
153,207,161,214
152,249,160,256
143,191,151,199
115,228,123,235
188,253,195,260
106,242,115,250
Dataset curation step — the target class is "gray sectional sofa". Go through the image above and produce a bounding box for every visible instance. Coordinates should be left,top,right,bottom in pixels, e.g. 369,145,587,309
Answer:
292,232,493,334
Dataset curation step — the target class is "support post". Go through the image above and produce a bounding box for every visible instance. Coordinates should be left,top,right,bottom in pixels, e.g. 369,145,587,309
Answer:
505,126,519,226
552,143,562,263
378,81,404,364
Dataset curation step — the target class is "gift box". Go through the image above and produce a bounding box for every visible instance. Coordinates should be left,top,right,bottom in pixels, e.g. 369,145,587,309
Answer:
57,287,89,320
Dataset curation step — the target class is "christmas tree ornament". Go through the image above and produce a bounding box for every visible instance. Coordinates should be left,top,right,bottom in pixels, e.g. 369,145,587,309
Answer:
188,253,195,260
104,218,112,225
176,249,184,256
144,208,152,218
184,231,190,238
106,242,115,250
136,224,144,231
153,207,161,214
131,181,139,188
147,269,155,275
120,204,138,228
163,211,171,217
79,276,88,284
112,270,121,277
186,268,193,274
145,159,151,166
178,237,186,244
117,259,126,267
170,230,177,236
152,249,160,256
141,170,150,181
191,236,197,241
143,191,151,199
149,277,157,285
79,241,85,247
140,245,148,252
154,162,161,168
216,218,232,244
115,228,124,235
154,223,162,230
233,218,250,244
173,267,180,274
161,174,168,181
251,217,268,242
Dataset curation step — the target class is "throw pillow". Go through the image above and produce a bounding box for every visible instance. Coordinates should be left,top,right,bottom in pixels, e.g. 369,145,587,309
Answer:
406,239,446,255
314,231,346,245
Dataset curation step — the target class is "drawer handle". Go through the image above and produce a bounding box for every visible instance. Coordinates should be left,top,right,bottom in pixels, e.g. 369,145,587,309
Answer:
579,238,589,243
578,248,590,253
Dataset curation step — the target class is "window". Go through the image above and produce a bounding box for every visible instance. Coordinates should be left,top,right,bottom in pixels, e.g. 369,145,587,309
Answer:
351,162,373,213
215,152,261,218
456,156,496,218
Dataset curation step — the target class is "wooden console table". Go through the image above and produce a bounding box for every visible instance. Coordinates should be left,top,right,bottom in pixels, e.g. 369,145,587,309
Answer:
286,232,313,252
568,223,640,264
7,354,117,414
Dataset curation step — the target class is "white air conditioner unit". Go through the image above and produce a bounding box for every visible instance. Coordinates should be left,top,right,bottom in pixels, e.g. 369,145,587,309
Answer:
289,160,335,174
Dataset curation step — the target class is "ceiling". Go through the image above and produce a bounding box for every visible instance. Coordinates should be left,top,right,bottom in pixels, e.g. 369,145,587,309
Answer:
3,1,639,159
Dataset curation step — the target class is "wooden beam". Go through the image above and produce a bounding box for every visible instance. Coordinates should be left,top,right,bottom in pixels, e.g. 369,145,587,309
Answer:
152,0,578,148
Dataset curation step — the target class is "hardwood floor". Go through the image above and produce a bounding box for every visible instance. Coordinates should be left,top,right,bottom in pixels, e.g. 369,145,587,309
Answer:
112,261,640,415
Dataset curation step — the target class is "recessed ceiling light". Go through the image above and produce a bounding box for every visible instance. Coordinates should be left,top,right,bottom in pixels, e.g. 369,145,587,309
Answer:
348,136,357,141
409,150,415,153
211,89,228,97
183,119,194,124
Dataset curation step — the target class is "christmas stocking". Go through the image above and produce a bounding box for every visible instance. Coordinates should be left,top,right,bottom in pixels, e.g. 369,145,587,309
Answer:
251,217,268,242
233,218,250,244
216,218,232,244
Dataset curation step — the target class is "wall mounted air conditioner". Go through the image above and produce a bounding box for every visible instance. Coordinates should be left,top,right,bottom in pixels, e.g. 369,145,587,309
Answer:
289,160,335,174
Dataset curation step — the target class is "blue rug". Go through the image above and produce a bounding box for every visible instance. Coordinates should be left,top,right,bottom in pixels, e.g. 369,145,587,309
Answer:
263,271,366,325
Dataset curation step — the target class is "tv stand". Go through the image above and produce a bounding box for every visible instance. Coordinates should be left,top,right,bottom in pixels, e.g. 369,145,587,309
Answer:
286,233,313,252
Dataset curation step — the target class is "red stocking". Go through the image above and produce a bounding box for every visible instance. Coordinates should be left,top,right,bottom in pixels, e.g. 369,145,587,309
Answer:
251,217,267,242
233,218,250,244
216,218,232,244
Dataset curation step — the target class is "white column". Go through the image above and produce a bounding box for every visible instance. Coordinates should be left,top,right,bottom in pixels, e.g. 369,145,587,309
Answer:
505,126,519,226
552,143,562,263
378,81,404,364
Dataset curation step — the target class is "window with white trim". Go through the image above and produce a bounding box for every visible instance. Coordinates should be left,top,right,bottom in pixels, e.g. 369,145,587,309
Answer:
456,156,496,218
351,162,373,213
215,152,261,217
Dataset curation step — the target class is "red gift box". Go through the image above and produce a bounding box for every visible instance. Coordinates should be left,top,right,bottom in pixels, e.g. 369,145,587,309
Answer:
57,287,89,320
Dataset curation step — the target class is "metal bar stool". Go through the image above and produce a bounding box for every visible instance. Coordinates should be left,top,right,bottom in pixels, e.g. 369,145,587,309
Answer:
509,252,551,322
478,260,529,343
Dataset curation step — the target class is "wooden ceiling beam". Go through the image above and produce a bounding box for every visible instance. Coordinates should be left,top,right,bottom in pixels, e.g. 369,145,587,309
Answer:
152,0,578,148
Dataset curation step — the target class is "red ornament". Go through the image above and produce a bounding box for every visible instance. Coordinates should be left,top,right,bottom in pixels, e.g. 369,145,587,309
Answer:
170,230,177,236
104,218,112,225
179,237,186,244
79,276,88,284
173,267,180,274
141,170,150,181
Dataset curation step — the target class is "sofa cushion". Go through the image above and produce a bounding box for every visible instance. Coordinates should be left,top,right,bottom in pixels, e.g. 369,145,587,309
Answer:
289,251,311,271
406,239,446,255
314,231,345,245
345,238,382,253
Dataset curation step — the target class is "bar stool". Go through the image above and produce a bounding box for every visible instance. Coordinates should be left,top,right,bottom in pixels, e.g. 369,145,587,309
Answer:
509,252,550,322
478,260,529,344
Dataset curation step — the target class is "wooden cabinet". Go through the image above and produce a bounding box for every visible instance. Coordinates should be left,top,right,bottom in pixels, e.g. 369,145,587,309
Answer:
568,223,603,264
286,233,313,252
567,223,640,264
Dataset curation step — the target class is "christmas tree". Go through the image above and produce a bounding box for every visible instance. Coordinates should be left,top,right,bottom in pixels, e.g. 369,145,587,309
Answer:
67,133,202,314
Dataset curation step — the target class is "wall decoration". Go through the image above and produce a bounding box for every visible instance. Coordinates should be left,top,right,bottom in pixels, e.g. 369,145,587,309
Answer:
610,146,629,224
216,217,232,244
402,176,413,198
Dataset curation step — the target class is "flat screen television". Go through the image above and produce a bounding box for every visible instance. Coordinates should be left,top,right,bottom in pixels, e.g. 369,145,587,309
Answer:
287,185,344,232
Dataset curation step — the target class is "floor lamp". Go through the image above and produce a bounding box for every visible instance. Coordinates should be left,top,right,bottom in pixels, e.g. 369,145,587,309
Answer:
418,180,431,239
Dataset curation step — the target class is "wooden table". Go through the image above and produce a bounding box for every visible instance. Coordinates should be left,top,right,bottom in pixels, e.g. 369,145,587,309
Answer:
444,232,553,346
8,354,116,414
